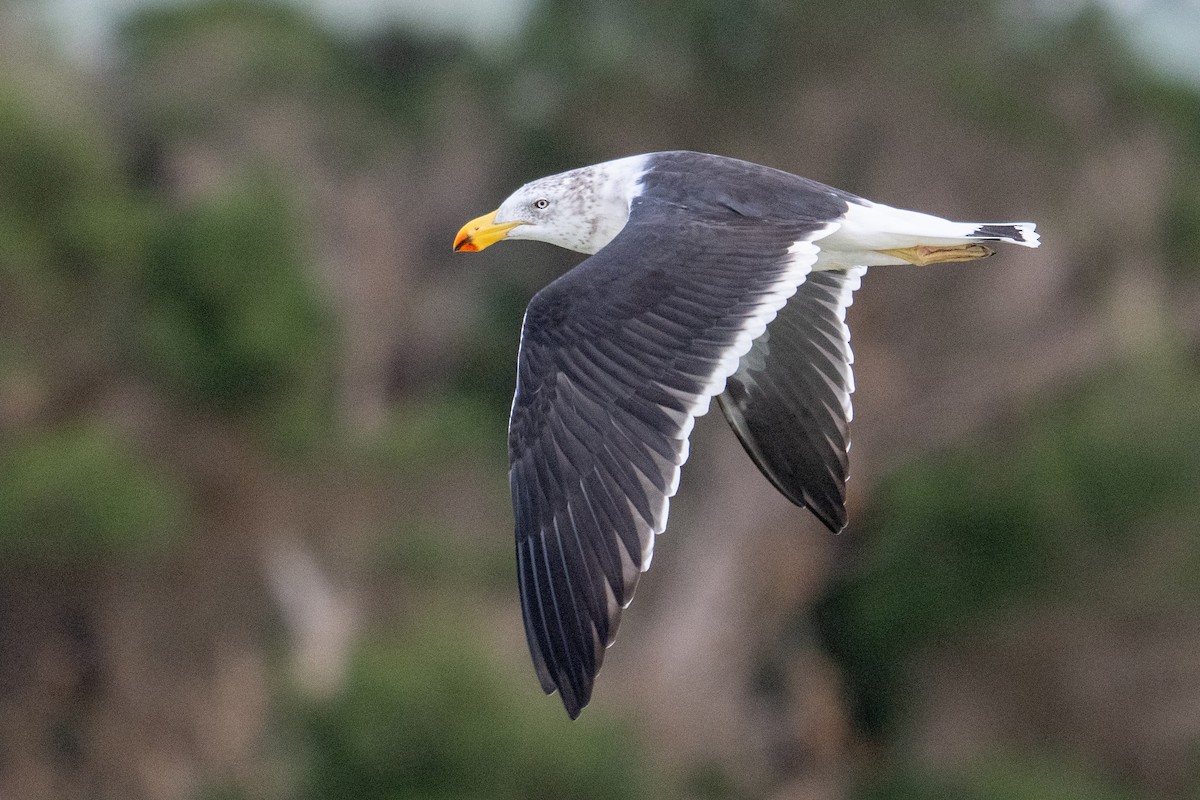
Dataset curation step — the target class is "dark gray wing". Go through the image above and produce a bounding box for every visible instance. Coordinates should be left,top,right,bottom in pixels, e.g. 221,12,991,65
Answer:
508,203,837,717
718,267,865,532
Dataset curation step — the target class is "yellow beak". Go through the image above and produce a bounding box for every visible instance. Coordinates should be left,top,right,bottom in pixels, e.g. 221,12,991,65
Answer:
453,209,522,252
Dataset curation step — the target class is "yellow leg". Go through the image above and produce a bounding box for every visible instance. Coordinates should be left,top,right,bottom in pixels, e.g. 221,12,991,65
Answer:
878,243,995,266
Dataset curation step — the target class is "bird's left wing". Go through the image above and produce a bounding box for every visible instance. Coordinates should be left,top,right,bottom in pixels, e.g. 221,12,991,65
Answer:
507,207,837,717
717,267,866,532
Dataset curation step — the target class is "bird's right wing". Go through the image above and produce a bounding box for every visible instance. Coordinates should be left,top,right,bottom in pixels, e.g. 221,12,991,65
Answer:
717,267,866,532
507,209,838,717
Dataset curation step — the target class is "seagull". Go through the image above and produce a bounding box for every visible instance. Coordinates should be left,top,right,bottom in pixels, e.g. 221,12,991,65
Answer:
453,151,1039,718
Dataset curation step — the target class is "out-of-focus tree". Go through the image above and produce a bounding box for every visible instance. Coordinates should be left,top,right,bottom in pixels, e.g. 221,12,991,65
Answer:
1,0,1199,798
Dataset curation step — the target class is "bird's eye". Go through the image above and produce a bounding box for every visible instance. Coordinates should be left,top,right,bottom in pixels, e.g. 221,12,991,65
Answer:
533,198,550,210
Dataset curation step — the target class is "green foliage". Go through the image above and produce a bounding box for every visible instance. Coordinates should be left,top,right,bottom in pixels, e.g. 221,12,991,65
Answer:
0,424,183,559
139,176,334,435
818,358,1200,734
379,516,514,599
119,0,349,93
855,752,1140,800
347,26,476,127
353,397,502,474
293,625,660,800
0,83,148,307
450,276,529,416
521,0,802,105
117,0,473,139
1146,79,1200,275
192,785,251,800
6,0,1200,796
1163,153,1200,275
684,759,751,800
938,58,1075,155
0,67,335,456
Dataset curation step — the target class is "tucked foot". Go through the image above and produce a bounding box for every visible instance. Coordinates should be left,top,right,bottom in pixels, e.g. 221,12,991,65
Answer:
878,243,995,265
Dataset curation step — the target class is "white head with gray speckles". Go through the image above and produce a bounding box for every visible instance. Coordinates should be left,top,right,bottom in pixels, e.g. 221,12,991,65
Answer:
493,154,650,254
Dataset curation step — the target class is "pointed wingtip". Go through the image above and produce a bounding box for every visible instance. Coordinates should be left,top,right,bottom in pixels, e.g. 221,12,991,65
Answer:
556,684,590,720
810,501,848,534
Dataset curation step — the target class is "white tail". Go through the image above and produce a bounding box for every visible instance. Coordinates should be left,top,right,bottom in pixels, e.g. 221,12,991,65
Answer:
814,199,1039,270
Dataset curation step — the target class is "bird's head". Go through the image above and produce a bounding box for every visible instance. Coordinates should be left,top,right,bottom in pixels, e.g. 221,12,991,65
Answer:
453,156,647,255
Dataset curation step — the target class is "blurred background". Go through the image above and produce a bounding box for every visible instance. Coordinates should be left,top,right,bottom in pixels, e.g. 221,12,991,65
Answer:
0,0,1199,797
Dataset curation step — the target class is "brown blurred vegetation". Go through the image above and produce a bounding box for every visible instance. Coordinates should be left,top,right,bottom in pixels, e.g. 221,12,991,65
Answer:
0,0,1199,798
